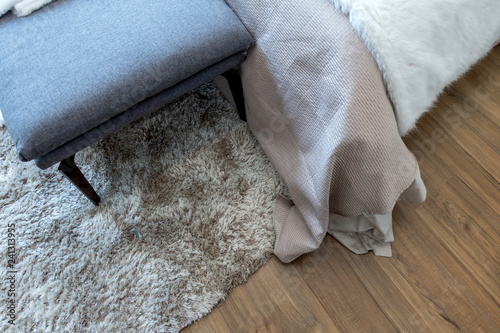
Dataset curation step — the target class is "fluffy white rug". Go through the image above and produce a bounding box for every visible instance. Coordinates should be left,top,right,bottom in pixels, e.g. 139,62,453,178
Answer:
329,0,500,135
0,0,55,17
0,84,285,332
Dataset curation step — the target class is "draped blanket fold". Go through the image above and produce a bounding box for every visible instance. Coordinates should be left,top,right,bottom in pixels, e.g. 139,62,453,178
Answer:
225,0,499,262
224,0,426,262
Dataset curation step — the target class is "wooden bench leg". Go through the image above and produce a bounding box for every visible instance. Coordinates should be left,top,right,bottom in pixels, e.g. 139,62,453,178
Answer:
58,155,100,206
222,69,247,122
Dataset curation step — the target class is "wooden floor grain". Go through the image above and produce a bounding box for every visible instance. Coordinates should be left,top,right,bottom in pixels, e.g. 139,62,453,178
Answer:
183,45,500,333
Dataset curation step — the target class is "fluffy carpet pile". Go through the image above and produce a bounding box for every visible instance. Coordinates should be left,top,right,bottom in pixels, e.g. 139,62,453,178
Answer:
0,83,285,332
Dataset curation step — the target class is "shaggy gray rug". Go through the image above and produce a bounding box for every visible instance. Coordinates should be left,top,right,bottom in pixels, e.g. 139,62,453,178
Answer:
0,84,285,332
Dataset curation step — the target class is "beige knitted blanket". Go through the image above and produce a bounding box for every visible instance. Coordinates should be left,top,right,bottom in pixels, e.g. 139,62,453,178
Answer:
225,0,426,262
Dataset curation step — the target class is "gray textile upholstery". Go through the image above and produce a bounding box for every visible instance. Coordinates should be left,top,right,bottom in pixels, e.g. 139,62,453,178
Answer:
35,54,246,169
0,0,253,166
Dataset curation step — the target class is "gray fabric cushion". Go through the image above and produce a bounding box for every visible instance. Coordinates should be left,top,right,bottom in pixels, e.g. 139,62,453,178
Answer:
35,53,246,169
0,0,253,162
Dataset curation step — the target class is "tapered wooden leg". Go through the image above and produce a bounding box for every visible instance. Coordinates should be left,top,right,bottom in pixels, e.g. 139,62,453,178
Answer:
222,69,247,121
58,155,100,206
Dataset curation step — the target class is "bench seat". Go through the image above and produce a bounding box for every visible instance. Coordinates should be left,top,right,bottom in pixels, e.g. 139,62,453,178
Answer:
0,0,253,169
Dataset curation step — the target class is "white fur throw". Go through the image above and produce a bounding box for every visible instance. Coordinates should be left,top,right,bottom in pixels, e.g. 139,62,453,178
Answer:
0,0,55,18
328,0,500,135
0,0,17,16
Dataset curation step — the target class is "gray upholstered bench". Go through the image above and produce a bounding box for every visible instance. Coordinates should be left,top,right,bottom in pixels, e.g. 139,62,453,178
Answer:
0,0,253,204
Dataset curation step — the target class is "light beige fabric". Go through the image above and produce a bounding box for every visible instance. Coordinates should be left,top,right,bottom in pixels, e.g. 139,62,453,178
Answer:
226,0,425,262
328,167,426,257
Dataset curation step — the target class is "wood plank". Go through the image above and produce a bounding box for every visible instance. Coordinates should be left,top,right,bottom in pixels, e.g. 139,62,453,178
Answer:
429,110,500,182
414,190,500,301
440,90,500,151
323,237,460,333
393,201,500,332
407,114,500,218
184,256,341,332
438,177,500,249
293,242,397,333
185,309,232,333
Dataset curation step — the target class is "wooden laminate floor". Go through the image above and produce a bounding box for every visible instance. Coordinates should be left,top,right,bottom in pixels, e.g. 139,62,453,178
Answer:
184,45,500,333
